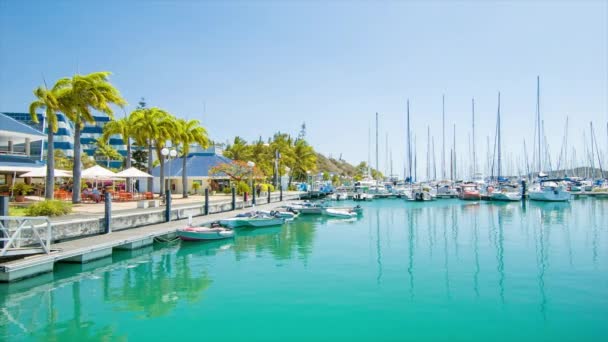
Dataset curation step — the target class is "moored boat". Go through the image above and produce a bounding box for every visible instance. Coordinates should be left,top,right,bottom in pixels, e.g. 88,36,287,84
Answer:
529,179,571,202
177,223,235,241
458,183,481,200
220,212,286,228
324,208,357,218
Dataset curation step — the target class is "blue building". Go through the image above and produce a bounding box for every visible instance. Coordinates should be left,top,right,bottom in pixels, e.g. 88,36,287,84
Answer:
1,112,126,168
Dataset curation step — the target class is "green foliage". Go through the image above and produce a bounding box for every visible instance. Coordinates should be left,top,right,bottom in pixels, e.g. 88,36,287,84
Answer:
223,136,252,161
95,139,123,164
222,186,232,194
259,184,269,192
236,181,250,195
288,184,297,191
267,184,275,192
11,183,33,196
192,182,201,192
331,174,340,186
54,150,72,169
322,171,330,181
132,149,148,170
25,200,72,217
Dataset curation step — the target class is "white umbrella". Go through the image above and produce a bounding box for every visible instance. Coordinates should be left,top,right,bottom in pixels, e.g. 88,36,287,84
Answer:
115,167,153,178
19,168,72,178
81,165,118,179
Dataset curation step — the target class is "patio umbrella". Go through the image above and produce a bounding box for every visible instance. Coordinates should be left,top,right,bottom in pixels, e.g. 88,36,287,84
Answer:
115,167,153,193
81,165,118,179
19,169,72,178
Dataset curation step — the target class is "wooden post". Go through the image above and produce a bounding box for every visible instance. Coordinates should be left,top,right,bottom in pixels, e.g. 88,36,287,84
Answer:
279,185,283,201
104,192,112,234
231,186,236,211
204,188,209,215
165,190,172,222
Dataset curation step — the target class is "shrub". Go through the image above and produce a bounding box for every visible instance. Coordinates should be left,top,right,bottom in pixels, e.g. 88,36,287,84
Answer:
236,181,250,195
24,200,72,217
267,184,275,192
288,184,297,191
259,184,269,192
11,183,33,196
222,186,231,194
192,182,201,193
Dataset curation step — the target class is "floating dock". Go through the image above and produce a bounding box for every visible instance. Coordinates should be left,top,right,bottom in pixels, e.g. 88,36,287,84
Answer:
0,199,296,283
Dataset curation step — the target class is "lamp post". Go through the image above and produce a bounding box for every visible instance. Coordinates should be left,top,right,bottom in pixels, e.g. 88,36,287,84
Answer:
247,161,255,205
161,147,177,196
306,170,311,194
264,143,280,188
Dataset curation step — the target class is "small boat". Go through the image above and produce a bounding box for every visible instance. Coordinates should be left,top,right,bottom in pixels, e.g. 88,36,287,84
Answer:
324,208,357,218
458,183,481,200
290,201,326,214
529,179,571,202
258,209,299,220
353,193,374,201
220,212,285,228
413,190,432,201
177,223,235,241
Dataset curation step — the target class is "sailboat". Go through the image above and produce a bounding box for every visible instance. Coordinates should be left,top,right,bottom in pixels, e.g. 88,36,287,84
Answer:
489,92,521,201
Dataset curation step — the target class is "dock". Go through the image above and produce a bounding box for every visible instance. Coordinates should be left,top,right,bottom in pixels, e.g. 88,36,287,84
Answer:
0,198,297,283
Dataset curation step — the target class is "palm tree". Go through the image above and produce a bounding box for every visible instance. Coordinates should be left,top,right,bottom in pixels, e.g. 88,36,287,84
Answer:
131,108,176,195
292,139,317,182
101,116,133,189
28,81,69,199
223,136,252,161
58,72,126,203
175,119,209,198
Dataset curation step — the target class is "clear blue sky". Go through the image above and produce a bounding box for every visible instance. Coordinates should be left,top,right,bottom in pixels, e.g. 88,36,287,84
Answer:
1,1,606,178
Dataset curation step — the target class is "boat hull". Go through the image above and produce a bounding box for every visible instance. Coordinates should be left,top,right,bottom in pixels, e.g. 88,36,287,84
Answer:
246,218,285,227
529,190,571,202
324,209,357,218
491,192,521,201
177,228,235,241
459,191,481,200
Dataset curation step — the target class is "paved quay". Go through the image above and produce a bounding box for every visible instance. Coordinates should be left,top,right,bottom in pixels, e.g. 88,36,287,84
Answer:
0,194,302,282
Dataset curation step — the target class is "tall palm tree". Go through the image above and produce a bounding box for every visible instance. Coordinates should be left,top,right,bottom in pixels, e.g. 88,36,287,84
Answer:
101,116,133,189
175,119,209,198
131,108,175,195
28,81,69,199
58,72,126,203
292,139,317,182
223,136,251,161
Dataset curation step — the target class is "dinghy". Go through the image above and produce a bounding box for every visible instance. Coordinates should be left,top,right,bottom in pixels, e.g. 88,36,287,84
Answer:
177,223,235,241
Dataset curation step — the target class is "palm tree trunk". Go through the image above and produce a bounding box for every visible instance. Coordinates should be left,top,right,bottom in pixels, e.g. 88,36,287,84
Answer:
72,122,82,204
45,122,55,200
126,141,132,192
182,152,188,198
147,140,153,192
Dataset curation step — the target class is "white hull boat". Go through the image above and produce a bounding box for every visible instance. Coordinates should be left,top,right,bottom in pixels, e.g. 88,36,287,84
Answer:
177,226,235,241
324,208,357,218
491,191,521,201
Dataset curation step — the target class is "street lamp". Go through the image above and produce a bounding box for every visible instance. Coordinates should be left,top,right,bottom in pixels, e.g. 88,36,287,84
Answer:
263,143,280,188
306,170,311,193
161,147,178,196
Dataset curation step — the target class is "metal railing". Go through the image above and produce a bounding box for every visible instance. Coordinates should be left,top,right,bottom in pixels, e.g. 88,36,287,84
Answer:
0,216,52,257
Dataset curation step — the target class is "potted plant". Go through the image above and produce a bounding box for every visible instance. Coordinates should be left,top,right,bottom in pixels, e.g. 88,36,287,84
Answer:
11,183,33,202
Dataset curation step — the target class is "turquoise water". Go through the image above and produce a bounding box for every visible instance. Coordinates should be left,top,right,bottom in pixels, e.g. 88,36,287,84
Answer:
1,199,607,341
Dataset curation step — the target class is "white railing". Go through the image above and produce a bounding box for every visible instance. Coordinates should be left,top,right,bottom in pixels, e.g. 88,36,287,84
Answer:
0,216,52,257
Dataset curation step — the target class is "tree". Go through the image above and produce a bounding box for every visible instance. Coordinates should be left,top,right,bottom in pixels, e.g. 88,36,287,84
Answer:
175,118,209,197
322,171,330,181
291,139,316,182
131,108,176,195
29,82,68,199
95,139,123,168
54,150,72,170
269,133,295,186
223,136,251,161
209,160,264,182
102,116,133,189
331,174,340,186
57,72,126,203
132,149,148,171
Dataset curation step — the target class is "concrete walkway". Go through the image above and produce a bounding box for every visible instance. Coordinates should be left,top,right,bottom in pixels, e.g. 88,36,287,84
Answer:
0,196,301,282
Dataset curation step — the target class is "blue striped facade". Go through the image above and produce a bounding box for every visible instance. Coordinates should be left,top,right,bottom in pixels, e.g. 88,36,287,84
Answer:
1,112,127,169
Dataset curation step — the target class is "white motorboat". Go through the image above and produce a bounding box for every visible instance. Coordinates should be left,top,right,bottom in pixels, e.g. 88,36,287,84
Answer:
353,193,374,201
528,180,571,202
324,208,357,218
490,184,522,201
177,224,235,241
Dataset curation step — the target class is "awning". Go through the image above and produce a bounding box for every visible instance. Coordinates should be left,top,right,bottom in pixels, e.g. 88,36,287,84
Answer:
115,167,153,178
19,168,72,178
82,165,120,179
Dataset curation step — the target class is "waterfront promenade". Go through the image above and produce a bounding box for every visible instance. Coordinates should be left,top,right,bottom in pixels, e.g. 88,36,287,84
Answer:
0,192,302,282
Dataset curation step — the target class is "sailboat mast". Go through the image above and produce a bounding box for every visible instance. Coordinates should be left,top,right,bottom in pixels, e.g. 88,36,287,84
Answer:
497,92,502,179
442,94,446,180
590,121,595,178
407,100,412,184
427,125,431,181
432,136,437,180
376,112,379,177
453,124,457,180
472,98,476,177
536,76,542,172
